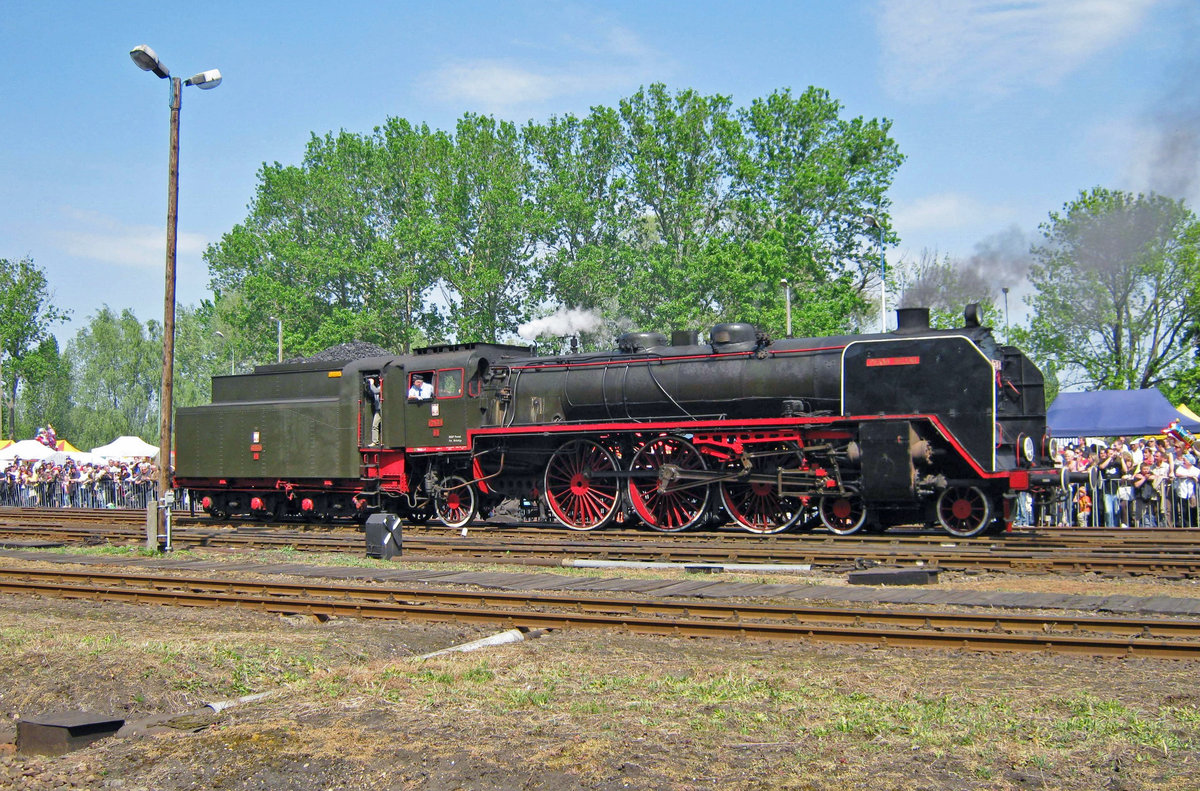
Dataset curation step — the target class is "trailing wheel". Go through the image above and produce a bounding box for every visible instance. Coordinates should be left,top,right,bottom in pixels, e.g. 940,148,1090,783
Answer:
936,485,992,538
819,493,868,536
719,445,805,534
544,439,621,531
626,436,710,532
434,475,477,529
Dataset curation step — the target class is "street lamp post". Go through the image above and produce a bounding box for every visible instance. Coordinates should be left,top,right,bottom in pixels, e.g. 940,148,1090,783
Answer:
864,214,886,333
1002,287,1010,343
780,278,792,337
269,316,283,363
130,44,222,551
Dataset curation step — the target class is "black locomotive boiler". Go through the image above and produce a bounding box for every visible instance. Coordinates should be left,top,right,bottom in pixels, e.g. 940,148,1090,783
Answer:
175,305,1060,538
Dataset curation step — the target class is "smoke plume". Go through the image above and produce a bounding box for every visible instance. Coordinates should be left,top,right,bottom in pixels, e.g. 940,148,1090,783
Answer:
899,225,1036,309
518,307,604,340
1144,19,1200,201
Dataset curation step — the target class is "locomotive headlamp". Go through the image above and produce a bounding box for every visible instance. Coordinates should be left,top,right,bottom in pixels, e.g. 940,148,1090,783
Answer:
1022,436,1036,464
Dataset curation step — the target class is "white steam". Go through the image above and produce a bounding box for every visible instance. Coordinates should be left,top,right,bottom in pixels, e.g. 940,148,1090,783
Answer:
518,307,603,340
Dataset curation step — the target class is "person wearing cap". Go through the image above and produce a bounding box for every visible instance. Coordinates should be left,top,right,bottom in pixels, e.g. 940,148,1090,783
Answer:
407,374,433,401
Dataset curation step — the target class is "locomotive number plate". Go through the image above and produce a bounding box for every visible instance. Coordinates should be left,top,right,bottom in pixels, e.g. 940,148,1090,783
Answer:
866,356,920,367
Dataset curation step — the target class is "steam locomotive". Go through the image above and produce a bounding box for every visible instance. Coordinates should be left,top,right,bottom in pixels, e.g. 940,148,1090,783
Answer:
175,305,1062,538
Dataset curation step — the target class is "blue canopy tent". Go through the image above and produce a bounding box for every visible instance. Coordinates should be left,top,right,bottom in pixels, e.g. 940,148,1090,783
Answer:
1047,388,1200,437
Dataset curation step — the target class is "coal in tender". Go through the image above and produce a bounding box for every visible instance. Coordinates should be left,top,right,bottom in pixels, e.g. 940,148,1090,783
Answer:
284,341,393,365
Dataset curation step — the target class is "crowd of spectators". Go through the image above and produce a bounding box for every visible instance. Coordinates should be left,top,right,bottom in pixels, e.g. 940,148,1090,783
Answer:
0,425,166,509
0,457,161,508
1029,435,1200,527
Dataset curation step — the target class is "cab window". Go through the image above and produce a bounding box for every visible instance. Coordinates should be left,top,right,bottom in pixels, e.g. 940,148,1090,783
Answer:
436,368,463,399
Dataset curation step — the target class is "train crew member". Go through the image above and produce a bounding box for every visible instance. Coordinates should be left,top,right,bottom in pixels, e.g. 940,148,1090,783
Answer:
408,374,433,401
365,376,382,445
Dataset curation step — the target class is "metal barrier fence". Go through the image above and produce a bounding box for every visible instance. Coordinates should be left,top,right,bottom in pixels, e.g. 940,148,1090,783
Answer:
1014,474,1200,528
0,481,190,511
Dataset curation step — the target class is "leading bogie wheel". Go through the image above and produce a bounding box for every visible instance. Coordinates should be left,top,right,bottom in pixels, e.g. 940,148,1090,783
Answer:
544,439,621,530
627,436,710,532
819,493,868,536
936,485,992,538
434,475,477,529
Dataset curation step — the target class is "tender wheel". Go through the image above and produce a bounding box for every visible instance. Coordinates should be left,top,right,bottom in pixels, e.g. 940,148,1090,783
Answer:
627,436,710,532
434,475,477,528
936,485,992,538
720,445,805,534
544,439,621,531
819,493,867,535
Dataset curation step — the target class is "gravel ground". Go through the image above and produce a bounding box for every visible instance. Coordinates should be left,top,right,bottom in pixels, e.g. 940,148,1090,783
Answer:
1,552,1200,790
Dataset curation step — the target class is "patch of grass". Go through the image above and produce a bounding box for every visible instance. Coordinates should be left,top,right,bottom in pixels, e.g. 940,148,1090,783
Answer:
79,633,125,656
504,687,554,708
651,673,783,704
1050,692,1197,751
0,625,42,647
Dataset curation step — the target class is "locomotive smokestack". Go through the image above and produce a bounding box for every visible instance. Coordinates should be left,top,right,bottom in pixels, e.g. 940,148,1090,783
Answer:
894,307,931,334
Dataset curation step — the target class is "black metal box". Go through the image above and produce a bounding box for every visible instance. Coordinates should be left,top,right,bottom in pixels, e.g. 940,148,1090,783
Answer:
17,711,125,755
365,513,402,560
847,567,939,586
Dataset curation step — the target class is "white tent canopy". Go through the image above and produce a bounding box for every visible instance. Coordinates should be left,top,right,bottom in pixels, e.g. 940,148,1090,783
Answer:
48,450,101,466
0,439,56,462
90,436,159,460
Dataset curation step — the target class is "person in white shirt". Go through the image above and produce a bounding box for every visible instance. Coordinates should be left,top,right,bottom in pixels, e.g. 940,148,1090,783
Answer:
407,374,433,400
1130,440,1145,469
1175,457,1200,525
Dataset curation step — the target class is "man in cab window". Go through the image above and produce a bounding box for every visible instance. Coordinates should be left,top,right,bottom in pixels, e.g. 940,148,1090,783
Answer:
408,374,433,400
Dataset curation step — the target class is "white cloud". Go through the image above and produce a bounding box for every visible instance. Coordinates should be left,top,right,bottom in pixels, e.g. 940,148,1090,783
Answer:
876,0,1160,100
56,208,207,271
424,61,568,110
420,22,667,113
892,191,1012,231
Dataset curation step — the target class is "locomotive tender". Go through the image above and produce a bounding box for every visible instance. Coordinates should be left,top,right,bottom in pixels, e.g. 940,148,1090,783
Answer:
175,305,1058,538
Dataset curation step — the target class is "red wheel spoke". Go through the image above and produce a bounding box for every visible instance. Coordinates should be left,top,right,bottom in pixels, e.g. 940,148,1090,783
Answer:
544,440,619,531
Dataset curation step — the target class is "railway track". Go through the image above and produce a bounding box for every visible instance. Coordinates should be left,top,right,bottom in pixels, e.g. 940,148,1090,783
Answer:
4,518,1200,576
2,565,1198,659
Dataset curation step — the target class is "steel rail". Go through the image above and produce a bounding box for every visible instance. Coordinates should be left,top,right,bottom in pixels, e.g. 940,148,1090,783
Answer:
6,521,1200,576
1,567,1199,658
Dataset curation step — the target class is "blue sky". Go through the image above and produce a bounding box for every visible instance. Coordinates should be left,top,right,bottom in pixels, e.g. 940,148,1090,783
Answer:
1,0,1195,344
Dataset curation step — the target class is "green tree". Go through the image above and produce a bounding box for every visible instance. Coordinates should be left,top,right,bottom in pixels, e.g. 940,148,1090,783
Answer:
438,114,538,342
734,87,903,334
206,84,902,351
372,118,453,352
65,307,161,449
615,85,743,331
0,256,70,438
207,131,393,361
1015,188,1200,392
523,106,631,346
12,337,70,443
173,303,227,408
